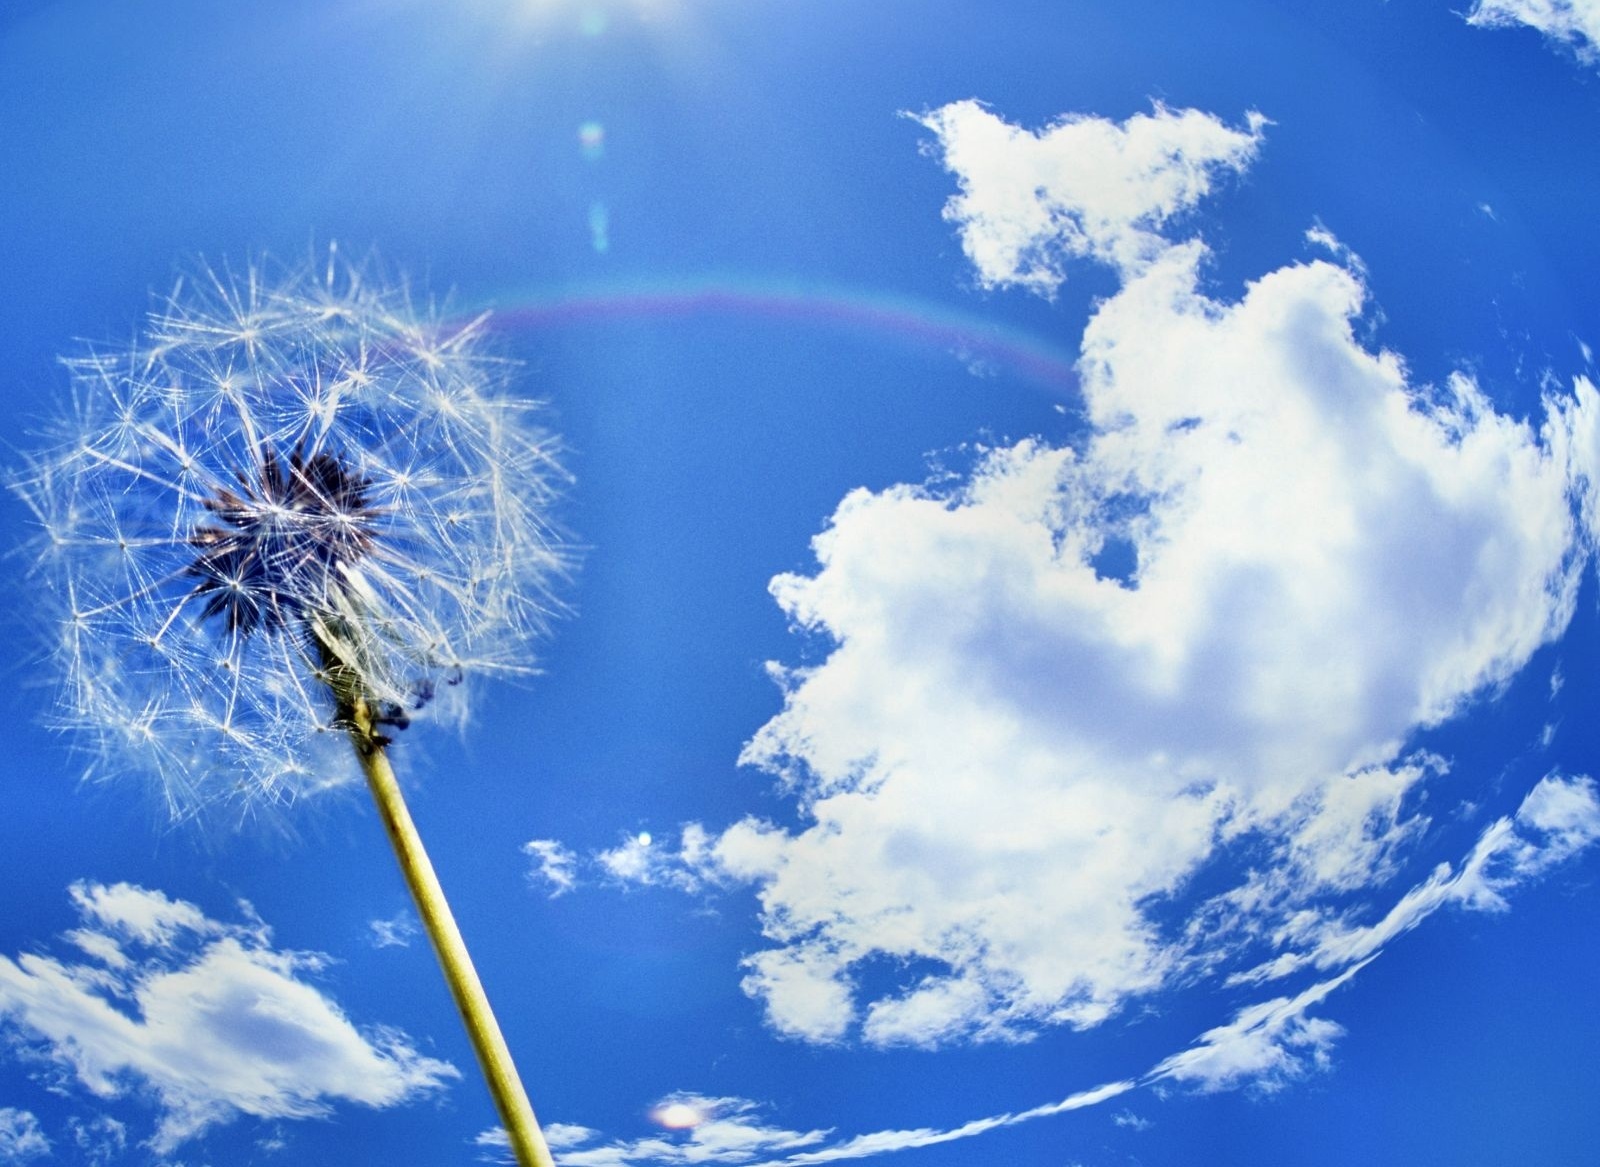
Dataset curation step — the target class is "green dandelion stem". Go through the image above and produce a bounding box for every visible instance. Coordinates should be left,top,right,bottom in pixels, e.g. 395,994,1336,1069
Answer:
349,705,556,1167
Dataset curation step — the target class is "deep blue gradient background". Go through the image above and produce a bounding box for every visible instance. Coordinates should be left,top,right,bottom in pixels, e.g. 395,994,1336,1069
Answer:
2,2,1598,1165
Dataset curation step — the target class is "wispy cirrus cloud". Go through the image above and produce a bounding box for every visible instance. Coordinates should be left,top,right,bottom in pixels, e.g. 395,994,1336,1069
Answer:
524,838,582,897
1149,965,1365,1095
476,1096,830,1167
63,1115,125,1167
0,881,457,1153
367,910,420,949
1466,0,1600,65
1224,773,1600,987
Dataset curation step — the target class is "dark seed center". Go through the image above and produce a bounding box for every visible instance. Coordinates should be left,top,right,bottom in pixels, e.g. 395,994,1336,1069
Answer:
187,445,379,635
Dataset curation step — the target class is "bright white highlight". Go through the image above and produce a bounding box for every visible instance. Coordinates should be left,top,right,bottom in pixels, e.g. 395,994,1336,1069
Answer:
653,1102,704,1129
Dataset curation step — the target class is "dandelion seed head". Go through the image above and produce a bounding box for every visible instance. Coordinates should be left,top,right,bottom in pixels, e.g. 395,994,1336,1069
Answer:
13,250,569,823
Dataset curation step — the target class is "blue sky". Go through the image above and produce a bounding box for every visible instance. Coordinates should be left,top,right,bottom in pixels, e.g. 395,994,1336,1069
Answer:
3,2,1600,1165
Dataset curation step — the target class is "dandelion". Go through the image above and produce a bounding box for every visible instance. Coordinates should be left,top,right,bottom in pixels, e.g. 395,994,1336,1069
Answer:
12,248,566,1167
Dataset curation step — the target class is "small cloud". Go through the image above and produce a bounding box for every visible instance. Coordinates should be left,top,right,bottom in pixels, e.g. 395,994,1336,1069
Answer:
472,1120,604,1162
528,1095,828,1166
910,99,1263,292
65,1114,125,1166
1507,773,1600,877
68,880,217,948
546,1080,1135,1166
1465,0,1600,66
1112,1109,1153,1131
523,839,580,898
0,1108,50,1163
367,911,419,950
1225,773,1600,985
1304,220,1369,278
1150,965,1364,1094
597,832,657,883
545,1122,604,1150
0,882,458,1154
596,825,713,893
473,1125,511,1162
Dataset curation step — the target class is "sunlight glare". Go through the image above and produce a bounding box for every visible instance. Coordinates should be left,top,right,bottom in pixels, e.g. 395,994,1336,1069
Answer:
653,1102,703,1130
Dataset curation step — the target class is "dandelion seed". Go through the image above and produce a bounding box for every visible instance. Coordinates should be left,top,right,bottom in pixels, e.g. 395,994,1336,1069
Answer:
12,248,566,1167
13,248,567,820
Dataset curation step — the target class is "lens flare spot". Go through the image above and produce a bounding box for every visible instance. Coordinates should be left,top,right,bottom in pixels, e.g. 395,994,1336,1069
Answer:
578,121,606,161
589,202,611,254
653,1101,702,1129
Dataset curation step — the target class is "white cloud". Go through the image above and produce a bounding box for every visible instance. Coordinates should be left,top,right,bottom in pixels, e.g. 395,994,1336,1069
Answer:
0,1108,49,1163
66,1114,126,1166
69,880,217,948
1455,773,1600,908
0,881,458,1153
475,1122,607,1162
475,1125,513,1162
523,828,720,899
528,1082,1135,1167
524,838,581,897
597,827,712,894
1226,773,1600,986
558,775,1595,1166
367,910,419,949
563,99,1600,1165
911,100,1263,292
772,1080,1133,1166
1150,964,1361,1094
515,1082,1139,1165
617,101,1595,1051
597,833,661,884
1554,375,1600,543
1466,0,1600,65
521,1095,829,1167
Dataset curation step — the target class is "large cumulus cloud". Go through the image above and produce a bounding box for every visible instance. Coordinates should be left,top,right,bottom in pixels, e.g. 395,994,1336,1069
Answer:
664,102,1597,1049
